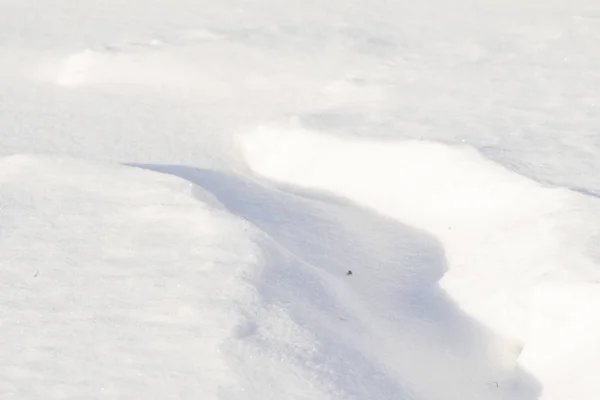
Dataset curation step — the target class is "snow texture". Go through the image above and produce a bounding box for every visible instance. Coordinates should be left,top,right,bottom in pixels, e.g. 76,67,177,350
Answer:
1,0,600,399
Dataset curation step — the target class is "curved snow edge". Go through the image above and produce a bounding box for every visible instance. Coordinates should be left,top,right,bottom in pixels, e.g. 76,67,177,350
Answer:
238,124,600,400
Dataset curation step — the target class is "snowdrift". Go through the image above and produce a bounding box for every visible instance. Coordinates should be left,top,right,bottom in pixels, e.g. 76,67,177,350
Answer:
240,124,600,400
2,0,600,398
130,163,540,400
1,155,540,399
0,155,258,398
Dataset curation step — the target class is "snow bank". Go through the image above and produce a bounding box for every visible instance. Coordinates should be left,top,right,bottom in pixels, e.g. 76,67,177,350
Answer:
136,164,540,400
0,154,540,400
3,0,600,398
0,155,353,399
0,155,256,398
240,124,600,400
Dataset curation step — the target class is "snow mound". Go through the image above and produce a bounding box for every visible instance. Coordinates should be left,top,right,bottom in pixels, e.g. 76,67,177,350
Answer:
0,155,257,398
1,155,541,399
0,156,342,399
239,124,600,400
134,164,540,400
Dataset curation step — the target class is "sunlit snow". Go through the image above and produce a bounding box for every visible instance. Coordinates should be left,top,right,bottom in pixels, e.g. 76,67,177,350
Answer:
1,1,599,399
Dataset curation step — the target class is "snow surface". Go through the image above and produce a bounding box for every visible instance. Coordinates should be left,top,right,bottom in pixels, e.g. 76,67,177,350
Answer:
1,0,600,399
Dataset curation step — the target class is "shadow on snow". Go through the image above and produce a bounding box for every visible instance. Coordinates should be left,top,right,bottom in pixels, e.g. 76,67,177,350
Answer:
128,163,541,400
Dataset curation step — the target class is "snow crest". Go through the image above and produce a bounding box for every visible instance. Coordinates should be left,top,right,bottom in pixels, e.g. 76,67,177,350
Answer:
240,123,600,399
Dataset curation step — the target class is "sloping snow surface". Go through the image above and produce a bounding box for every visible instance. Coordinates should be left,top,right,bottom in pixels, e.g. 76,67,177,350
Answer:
1,0,600,399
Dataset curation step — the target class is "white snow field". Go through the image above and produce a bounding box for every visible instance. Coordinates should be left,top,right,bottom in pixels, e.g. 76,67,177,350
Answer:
1,0,600,399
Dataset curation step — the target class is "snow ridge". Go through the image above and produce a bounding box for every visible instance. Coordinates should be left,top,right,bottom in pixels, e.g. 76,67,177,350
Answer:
239,123,600,400
135,164,540,400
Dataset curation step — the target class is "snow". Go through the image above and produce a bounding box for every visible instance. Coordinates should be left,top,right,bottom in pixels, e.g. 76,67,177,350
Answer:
240,124,600,399
1,0,600,399
0,156,257,398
